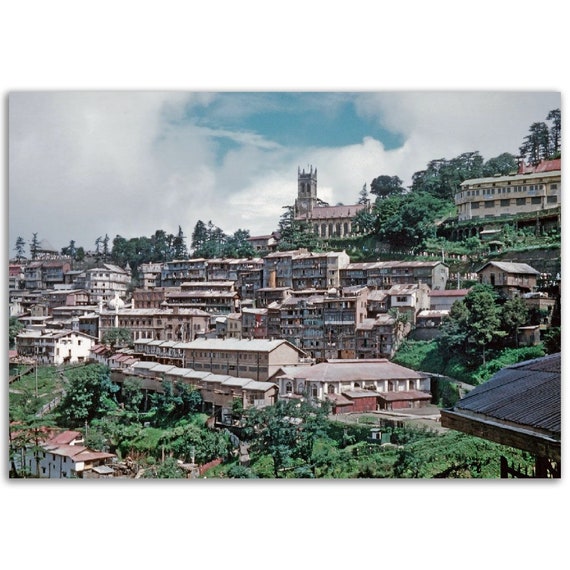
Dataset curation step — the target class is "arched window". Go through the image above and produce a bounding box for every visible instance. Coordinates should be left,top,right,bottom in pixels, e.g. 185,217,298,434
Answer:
321,224,327,236
344,222,349,235
336,223,341,236
285,381,293,394
311,384,318,399
327,384,336,394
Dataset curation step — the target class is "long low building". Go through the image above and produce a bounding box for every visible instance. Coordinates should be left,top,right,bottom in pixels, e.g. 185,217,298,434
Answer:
132,337,308,382
274,359,431,413
116,361,279,413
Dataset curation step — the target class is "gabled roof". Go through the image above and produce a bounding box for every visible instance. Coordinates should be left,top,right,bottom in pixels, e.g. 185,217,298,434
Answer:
297,203,366,220
441,353,561,461
277,360,426,382
476,261,540,275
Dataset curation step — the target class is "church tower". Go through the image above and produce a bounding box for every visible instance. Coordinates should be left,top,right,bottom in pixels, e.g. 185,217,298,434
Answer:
294,165,318,218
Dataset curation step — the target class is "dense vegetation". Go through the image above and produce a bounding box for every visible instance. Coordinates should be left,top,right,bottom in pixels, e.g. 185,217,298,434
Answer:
8,359,543,479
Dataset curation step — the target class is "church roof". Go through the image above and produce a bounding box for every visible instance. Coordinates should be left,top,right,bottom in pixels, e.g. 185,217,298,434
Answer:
296,203,366,221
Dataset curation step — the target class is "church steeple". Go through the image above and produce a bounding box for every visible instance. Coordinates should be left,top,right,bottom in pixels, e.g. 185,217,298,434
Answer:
294,165,318,218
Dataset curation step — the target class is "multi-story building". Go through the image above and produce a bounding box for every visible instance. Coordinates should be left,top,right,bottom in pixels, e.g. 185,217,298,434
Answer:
15,328,97,365
275,359,431,411
9,264,25,292
388,283,431,326
322,286,368,359
138,262,163,289
242,308,269,339
132,287,170,309
254,287,292,308
476,261,541,297
164,281,239,315
263,249,350,290
355,314,400,359
341,261,448,290
145,337,306,382
24,260,71,290
161,259,208,287
279,294,325,359
454,158,561,222
75,264,131,304
99,304,210,342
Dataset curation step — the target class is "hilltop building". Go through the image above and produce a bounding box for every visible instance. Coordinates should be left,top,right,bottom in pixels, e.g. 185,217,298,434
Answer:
454,158,561,222
293,166,369,238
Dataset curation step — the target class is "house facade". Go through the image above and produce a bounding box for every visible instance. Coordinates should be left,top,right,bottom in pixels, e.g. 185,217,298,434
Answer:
15,430,116,478
477,261,540,297
455,158,561,222
15,328,97,364
276,359,431,413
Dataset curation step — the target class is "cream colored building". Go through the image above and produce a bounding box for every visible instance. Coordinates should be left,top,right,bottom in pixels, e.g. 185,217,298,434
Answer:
455,159,561,222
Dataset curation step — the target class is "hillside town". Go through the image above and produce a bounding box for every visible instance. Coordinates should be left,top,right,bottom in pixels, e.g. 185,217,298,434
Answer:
9,155,561,480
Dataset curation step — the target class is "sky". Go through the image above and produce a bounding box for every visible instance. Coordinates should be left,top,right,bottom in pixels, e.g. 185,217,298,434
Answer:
8,90,560,256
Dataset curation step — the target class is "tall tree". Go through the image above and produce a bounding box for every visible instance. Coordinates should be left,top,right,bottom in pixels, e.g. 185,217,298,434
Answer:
481,153,518,177
55,364,119,427
501,297,529,348
172,225,188,259
410,152,484,200
223,228,255,258
61,239,77,258
14,236,26,261
519,122,550,166
242,398,331,478
191,220,208,252
370,175,405,199
462,285,506,364
546,108,561,158
30,232,40,260
102,234,110,261
358,183,369,204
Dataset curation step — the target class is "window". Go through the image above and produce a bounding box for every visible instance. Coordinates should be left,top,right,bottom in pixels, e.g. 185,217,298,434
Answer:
500,199,510,207
547,196,558,204
531,197,541,205
471,202,480,209
516,198,526,206
485,200,495,208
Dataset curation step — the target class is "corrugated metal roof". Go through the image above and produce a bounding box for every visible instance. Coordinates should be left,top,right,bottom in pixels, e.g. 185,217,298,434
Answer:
279,360,426,382
477,261,540,275
452,353,560,436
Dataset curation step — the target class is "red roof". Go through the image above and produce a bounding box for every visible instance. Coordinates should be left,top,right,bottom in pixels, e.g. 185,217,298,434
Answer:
377,390,432,402
47,430,82,445
518,158,561,174
296,203,366,221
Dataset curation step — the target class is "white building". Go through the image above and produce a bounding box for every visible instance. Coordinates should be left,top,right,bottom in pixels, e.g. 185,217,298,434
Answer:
15,328,97,365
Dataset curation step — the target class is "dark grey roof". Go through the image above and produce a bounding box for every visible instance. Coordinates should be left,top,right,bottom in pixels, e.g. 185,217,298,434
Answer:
452,353,560,438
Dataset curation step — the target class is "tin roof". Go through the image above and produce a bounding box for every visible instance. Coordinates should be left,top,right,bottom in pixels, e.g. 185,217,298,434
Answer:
278,360,426,382
447,353,560,437
476,261,540,275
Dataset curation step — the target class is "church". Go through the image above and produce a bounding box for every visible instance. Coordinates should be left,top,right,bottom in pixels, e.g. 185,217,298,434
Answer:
293,165,369,239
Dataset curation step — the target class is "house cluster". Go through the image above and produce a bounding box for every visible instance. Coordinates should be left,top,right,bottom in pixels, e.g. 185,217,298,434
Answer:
10,428,116,479
103,337,433,420
11,238,553,369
